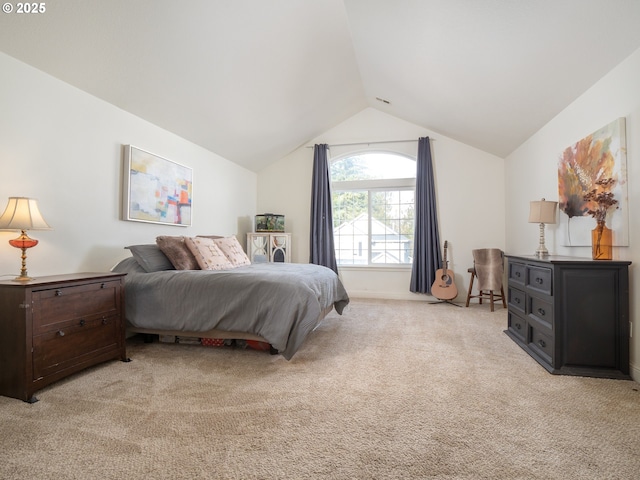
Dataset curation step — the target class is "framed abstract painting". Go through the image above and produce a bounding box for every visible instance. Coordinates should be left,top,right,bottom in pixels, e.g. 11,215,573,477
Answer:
122,145,193,226
557,118,628,247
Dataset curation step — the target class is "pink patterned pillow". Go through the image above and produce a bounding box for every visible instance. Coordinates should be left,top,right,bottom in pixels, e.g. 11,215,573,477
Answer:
214,236,251,267
185,237,235,270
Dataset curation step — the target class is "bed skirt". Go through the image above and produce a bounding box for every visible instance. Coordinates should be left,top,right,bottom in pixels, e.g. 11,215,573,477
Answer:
126,305,335,350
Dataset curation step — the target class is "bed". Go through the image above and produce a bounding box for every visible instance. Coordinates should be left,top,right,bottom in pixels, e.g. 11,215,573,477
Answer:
111,247,349,360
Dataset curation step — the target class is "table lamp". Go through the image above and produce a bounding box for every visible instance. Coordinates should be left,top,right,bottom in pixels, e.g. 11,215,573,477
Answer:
0,197,52,281
528,198,557,257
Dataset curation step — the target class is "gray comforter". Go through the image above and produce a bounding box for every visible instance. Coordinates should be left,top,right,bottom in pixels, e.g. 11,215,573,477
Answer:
113,258,349,359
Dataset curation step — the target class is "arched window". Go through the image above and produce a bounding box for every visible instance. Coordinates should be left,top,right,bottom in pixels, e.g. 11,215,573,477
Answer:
331,152,415,266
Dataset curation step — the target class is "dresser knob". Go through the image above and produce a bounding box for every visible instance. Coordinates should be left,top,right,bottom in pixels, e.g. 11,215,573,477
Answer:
538,339,546,348
536,278,543,284
55,289,63,296
102,318,107,325
100,283,106,289
515,272,521,277
515,323,522,330
537,308,546,316
515,298,521,304
57,330,65,337
79,319,86,327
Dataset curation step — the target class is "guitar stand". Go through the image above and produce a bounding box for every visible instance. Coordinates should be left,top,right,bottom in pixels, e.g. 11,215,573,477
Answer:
428,299,463,307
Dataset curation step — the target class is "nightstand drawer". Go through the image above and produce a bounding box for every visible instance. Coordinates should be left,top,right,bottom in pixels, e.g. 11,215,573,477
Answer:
32,280,121,334
32,315,120,380
527,266,552,295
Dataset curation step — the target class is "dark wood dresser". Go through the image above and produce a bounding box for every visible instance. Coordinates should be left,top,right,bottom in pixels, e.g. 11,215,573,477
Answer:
0,272,128,403
505,255,631,379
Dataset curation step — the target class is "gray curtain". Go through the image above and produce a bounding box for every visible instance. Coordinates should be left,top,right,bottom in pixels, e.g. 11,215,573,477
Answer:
410,137,442,293
309,144,338,273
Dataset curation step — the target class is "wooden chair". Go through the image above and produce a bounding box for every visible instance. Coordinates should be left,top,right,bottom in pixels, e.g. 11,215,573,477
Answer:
465,248,506,312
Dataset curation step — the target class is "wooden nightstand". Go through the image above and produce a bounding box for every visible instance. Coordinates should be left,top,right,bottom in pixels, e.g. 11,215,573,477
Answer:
0,272,129,403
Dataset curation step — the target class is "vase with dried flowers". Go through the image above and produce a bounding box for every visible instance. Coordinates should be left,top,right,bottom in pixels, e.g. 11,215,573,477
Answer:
583,177,618,260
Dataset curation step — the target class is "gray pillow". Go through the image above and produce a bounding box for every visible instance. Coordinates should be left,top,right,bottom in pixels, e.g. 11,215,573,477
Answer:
111,257,146,274
125,244,175,272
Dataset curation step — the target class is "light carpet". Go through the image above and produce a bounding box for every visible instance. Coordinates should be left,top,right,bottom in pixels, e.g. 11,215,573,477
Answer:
1,299,639,479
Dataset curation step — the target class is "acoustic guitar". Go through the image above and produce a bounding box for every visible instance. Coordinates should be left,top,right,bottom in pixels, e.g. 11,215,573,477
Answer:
431,240,458,300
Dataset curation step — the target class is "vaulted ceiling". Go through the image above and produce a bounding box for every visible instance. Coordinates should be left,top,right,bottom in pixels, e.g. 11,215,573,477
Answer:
2,1,640,172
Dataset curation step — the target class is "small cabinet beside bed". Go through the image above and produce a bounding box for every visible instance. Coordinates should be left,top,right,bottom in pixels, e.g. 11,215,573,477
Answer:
247,232,291,263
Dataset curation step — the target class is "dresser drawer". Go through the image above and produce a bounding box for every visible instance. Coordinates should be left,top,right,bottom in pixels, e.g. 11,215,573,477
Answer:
507,312,527,343
32,315,120,380
528,323,553,365
528,296,553,329
32,280,121,334
508,286,526,314
508,262,526,286
527,266,552,295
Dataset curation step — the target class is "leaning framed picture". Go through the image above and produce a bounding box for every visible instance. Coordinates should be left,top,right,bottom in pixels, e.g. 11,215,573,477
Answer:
122,145,193,226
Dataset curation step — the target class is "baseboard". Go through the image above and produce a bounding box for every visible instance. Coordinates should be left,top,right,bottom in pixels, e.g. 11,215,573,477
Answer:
629,362,640,383
346,290,465,303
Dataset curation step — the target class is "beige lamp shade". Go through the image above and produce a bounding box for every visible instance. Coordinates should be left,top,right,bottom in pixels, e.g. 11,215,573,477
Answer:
0,197,52,231
528,199,558,224
0,197,51,281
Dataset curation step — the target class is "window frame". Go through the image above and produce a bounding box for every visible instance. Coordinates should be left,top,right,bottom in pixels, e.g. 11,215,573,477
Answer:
330,152,416,269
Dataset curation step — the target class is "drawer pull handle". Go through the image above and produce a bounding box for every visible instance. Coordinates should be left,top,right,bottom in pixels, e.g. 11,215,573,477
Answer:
537,308,546,316
79,319,86,327
57,330,65,337
538,339,546,348
55,289,63,296
536,278,543,284
515,298,521,304
101,283,106,289
515,272,521,277
515,323,522,330
102,318,107,325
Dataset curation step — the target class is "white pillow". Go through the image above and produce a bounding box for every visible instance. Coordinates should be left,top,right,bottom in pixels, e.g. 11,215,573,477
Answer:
214,236,251,267
185,237,235,270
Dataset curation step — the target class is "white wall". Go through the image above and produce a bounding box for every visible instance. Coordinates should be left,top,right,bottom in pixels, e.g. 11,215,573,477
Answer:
258,108,505,300
505,47,640,381
0,52,257,278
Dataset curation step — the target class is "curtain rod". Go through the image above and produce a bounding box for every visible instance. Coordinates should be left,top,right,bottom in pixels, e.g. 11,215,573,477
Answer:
306,139,420,149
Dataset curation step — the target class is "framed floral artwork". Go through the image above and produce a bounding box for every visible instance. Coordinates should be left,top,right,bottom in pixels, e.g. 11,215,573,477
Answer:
122,145,193,226
557,118,628,246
